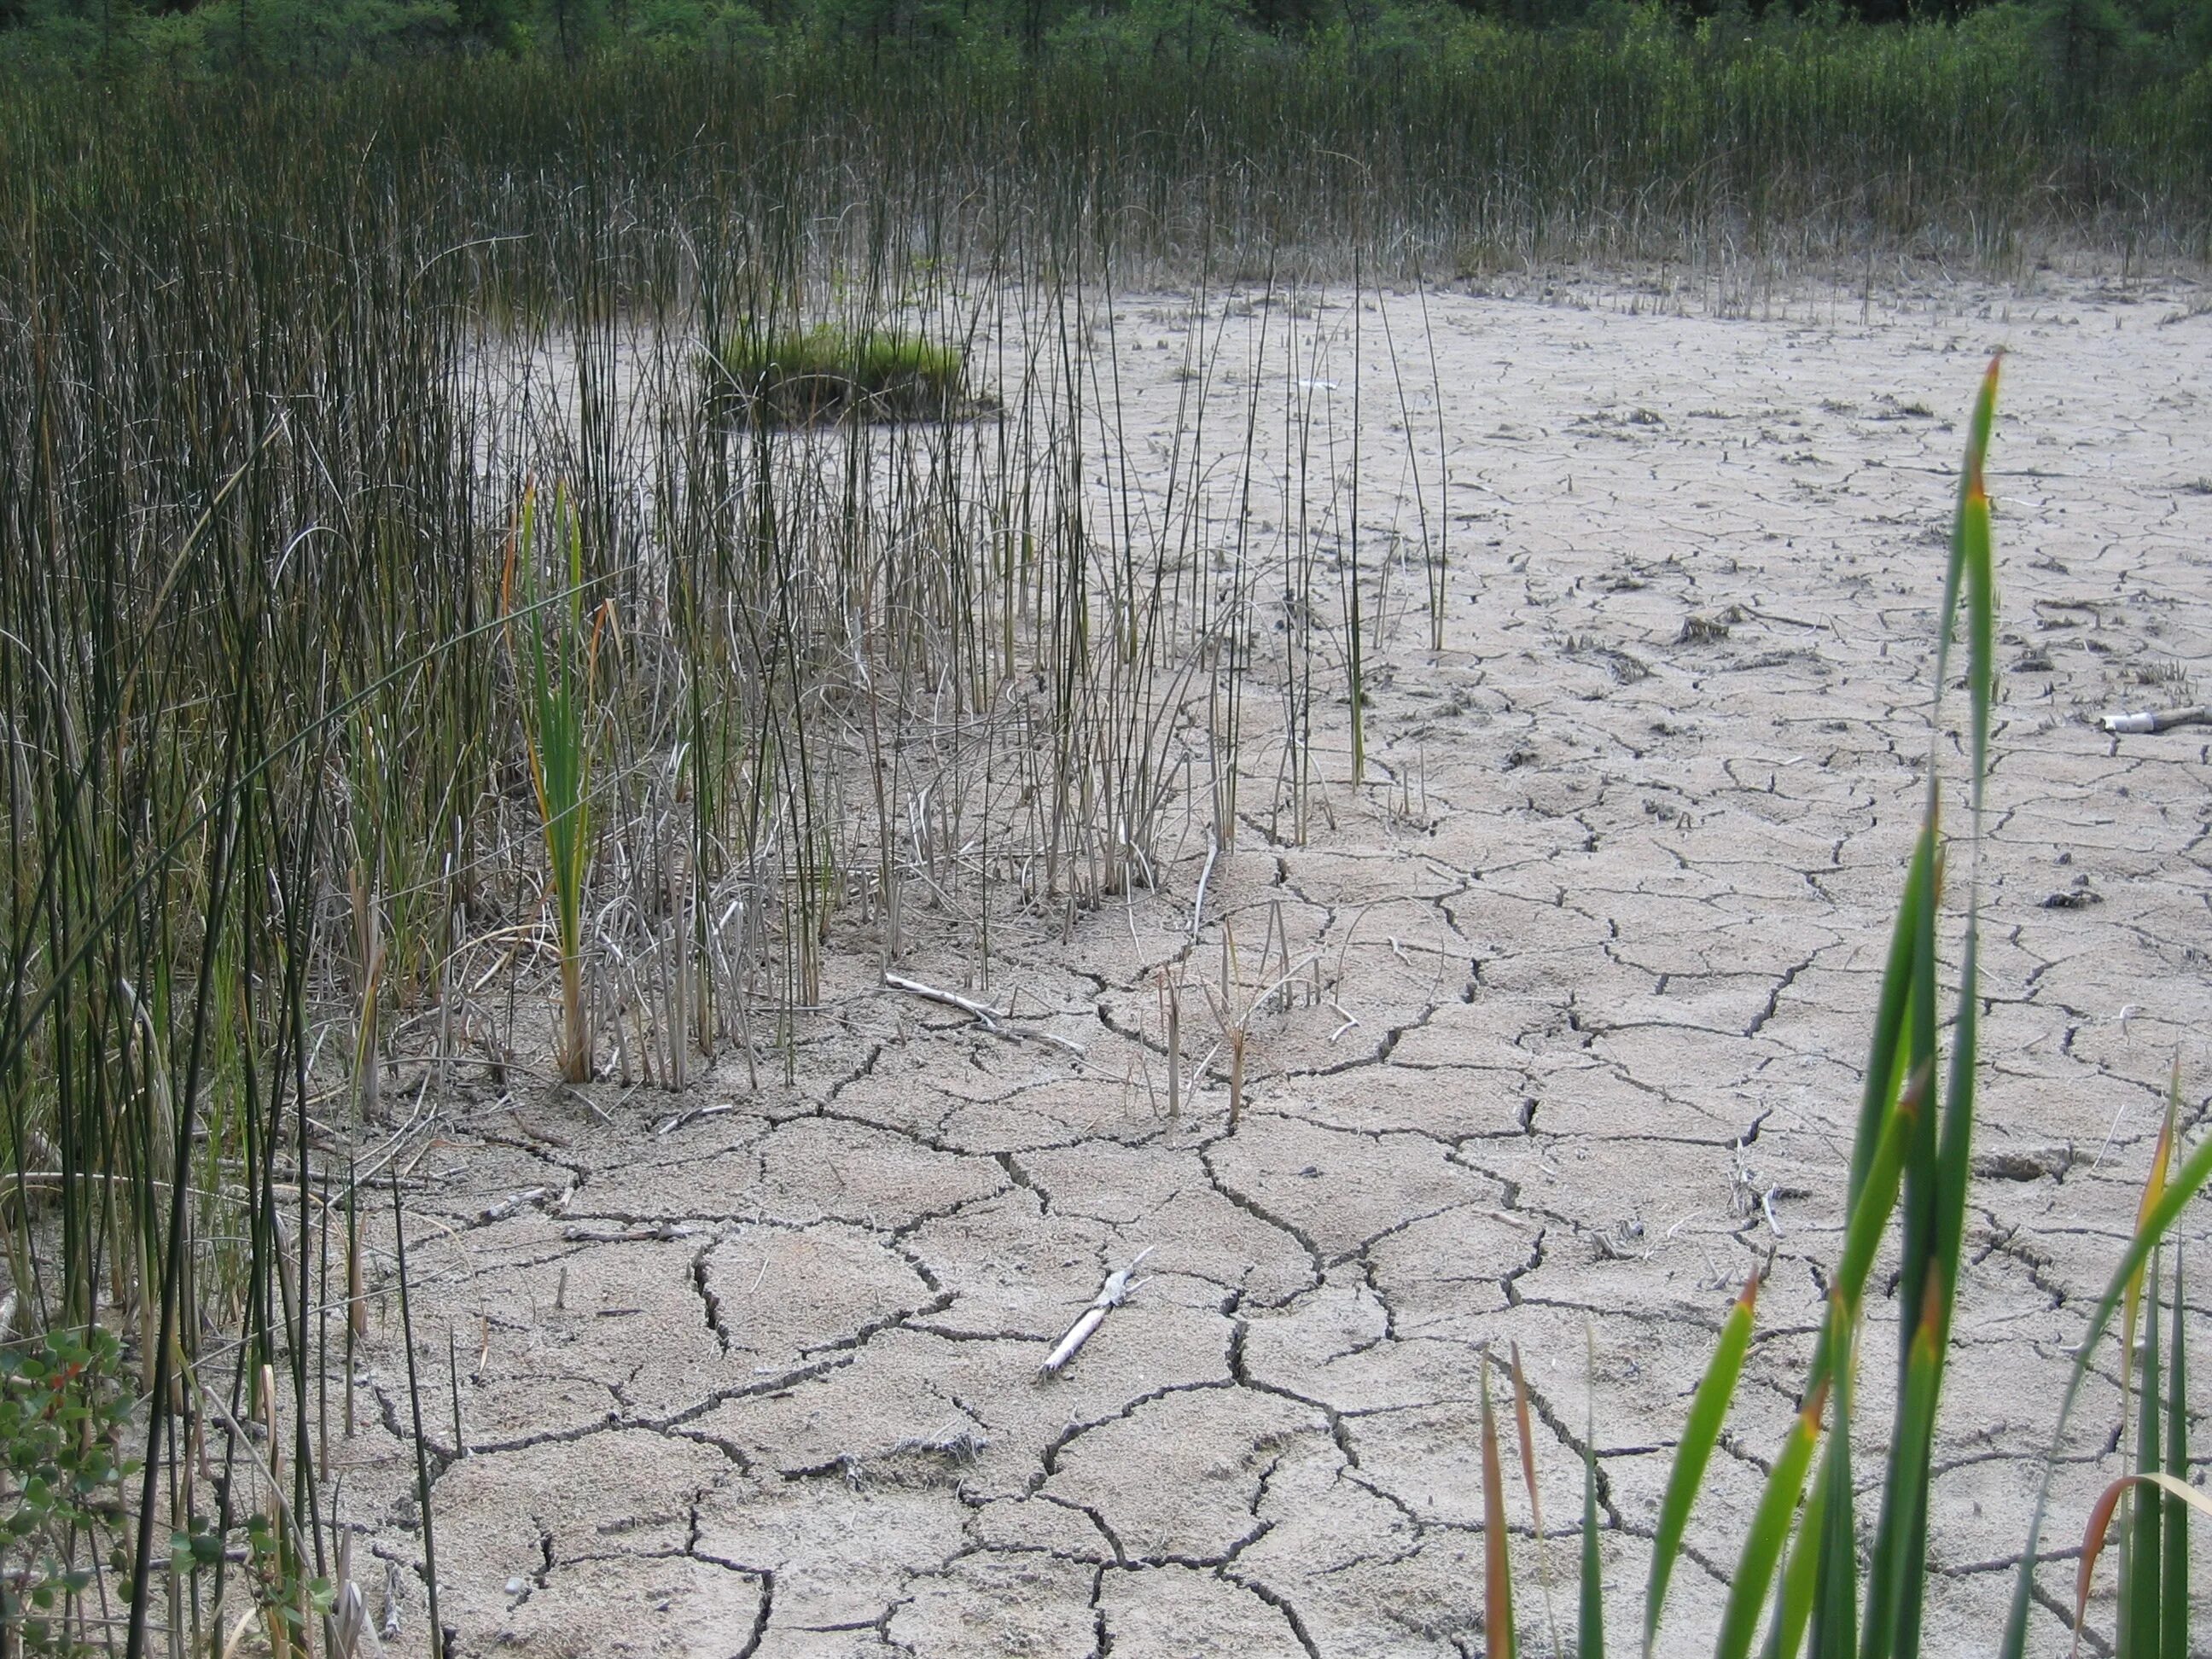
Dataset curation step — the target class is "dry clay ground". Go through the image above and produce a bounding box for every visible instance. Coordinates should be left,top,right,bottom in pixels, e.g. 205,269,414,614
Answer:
343,273,2212,1656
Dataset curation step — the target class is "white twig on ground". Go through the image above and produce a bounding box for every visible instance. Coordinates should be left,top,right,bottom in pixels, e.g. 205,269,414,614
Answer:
883,971,1090,1060
1039,1247,1155,1378
1191,839,1220,942
478,1187,550,1224
884,971,1003,1029
655,1102,734,1136
2103,704,2210,734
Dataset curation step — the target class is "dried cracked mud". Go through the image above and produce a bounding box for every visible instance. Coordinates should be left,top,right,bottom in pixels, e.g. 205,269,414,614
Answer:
343,273,2212,1656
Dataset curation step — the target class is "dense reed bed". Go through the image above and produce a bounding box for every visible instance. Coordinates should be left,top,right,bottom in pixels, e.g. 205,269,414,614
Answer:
0,33,2204,1655
4,20,2211,282
0,63,1388,1652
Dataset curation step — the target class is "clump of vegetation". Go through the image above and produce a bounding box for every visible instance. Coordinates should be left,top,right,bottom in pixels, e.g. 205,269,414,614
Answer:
0,1328,136,1656
708,325,971,424
504,480,607,1083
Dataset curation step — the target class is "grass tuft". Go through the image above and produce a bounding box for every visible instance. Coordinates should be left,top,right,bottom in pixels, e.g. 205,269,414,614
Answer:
709,326,971,424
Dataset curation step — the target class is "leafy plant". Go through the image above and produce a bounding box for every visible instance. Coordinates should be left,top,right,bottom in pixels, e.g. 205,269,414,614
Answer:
0,1328,137,1658
240,1499,336,1659
2005,1063,2212,1658
1472,357,2212,1658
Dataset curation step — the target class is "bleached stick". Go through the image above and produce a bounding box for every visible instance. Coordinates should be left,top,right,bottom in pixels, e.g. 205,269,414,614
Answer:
884,972,1004,1030
2104,704,2211,734
884,972,1090,1061
1039,1248,1155,1378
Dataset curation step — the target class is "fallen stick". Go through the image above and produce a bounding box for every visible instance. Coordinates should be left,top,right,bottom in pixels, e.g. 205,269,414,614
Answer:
883,971,1090,1061
655,1102,735,1136
2103,704,2211,734
884,971,1004,1030
562,1220,699,1243
1190,839,1220,943
1039,1247,1154,1378
477,1187,550,1224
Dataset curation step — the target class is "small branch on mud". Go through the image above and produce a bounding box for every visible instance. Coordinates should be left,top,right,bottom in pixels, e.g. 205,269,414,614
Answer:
884,971,1005,1029
561,1220,701,1243
1190,839,1221,942
479,1187,551,1224
1038,1247,1154,1378
882,972,1089,1061
655,1102,735,1136
2102,704,2210,734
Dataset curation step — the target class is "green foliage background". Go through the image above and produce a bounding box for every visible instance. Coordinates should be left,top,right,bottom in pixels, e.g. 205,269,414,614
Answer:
2,0,2209,94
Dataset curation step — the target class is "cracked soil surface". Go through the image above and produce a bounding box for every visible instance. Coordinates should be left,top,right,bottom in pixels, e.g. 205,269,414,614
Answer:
343,273,2212,1656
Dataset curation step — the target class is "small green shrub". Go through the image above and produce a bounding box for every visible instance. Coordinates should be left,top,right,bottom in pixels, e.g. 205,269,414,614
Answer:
0,1328,137,1657
707,326,969,424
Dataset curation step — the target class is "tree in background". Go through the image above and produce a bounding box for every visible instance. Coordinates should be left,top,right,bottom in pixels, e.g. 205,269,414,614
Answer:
2,0,2208,85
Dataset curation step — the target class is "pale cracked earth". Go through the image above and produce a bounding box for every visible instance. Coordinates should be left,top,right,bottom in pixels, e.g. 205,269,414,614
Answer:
347,273,2212,1657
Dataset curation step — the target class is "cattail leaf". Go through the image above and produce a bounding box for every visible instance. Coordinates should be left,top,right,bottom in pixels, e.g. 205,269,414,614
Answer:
1933,353,2002,700
1862,1280,1946,1659
1835,1063,1925,1313
2159,1248,2187,1659
2003,1129,2212,1659
1760,1414,1835,1659
1809,1370,1858,1659
1715,1386,1828,1659
2122,1251,2164,1657
1580,1344,1605,1659
1643,1271,1758,1658
2122,1073,2178,1422
1481,1354,1517,1659
1842,825,1934,1208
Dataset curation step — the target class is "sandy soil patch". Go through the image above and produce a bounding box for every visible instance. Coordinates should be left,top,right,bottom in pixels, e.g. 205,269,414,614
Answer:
344,273,2211,1657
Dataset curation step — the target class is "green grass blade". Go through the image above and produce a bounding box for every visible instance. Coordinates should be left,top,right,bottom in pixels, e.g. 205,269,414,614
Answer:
1644,1272,1760,1657
2122,1079,2179,1431
1863,870,1940,1657
1842,827,1933,1208
1895,815,1941,1292
1877,378,1998,1633
1931,354,2002,700
2122,1251,2164,1657
1866,918,1982,1659
506,482,599,1083
2159,1248,2186,1659
1860,1282,1946,1659
2002,1130,2212,1659
1959,444,1996,814
1836,1063,1924,1313
1737,1069,1922,1659
1809,1382,1858,1659
1760,1414,1834,1659
1716,1386,1829,1659
1481,1354,1518,1659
